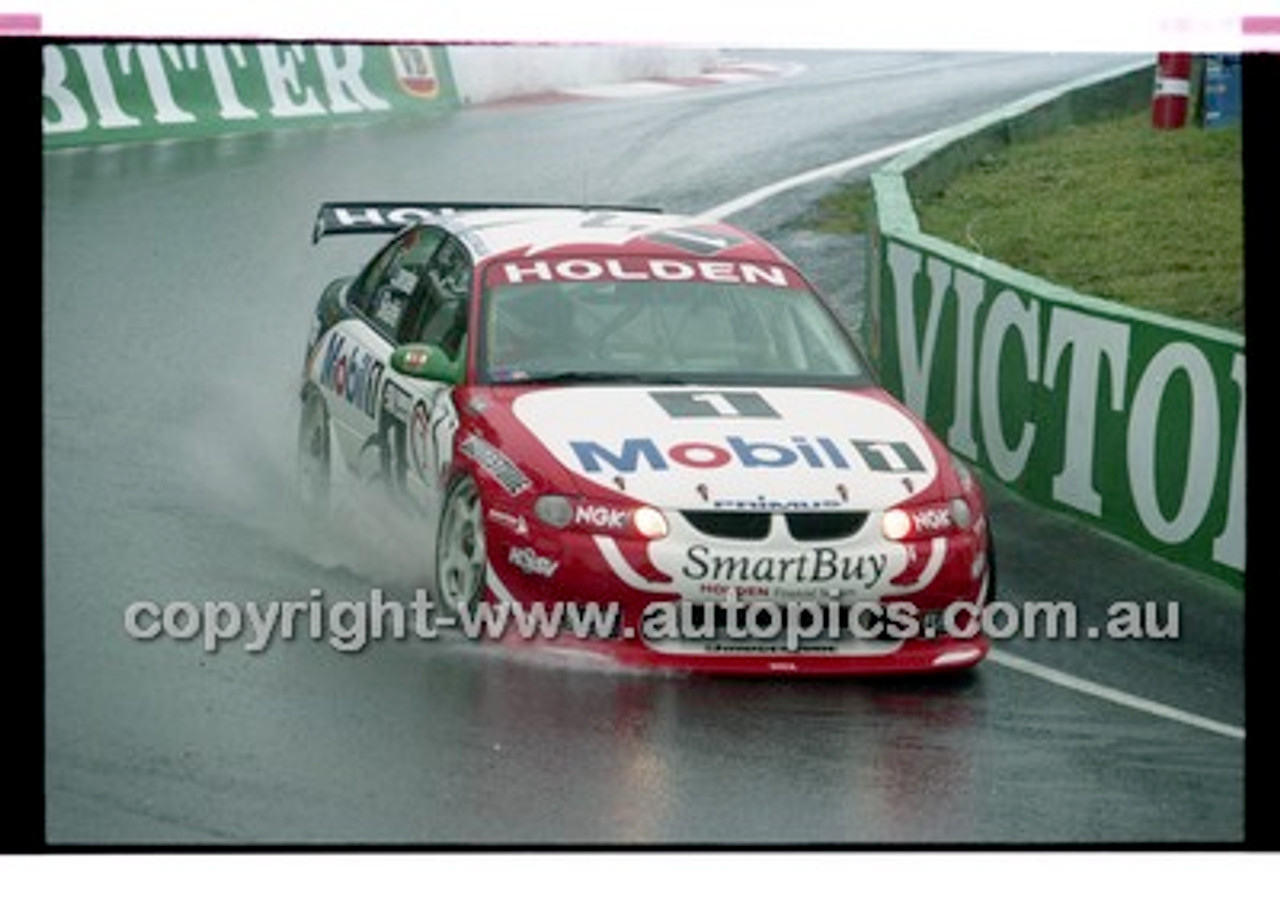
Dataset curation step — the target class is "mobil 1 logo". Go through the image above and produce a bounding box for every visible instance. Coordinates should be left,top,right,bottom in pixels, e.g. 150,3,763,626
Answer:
650,390,780,419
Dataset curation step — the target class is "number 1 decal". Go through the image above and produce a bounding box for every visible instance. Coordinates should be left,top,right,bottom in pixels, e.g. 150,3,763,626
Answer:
649,390,780,419
850,440,926,473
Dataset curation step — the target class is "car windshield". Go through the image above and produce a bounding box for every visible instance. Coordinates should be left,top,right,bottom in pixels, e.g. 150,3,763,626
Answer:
478,255,873,386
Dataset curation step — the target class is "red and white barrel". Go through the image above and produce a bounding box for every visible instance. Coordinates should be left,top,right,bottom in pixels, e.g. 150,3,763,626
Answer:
1152,52,1193,129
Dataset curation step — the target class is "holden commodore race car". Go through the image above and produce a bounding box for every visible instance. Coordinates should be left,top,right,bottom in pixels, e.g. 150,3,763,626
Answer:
297,202,994,674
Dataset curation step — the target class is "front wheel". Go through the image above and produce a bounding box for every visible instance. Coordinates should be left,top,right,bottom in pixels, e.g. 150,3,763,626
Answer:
434,475,486,612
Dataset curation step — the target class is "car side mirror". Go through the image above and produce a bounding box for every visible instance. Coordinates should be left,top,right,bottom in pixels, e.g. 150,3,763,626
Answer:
390,342,463,384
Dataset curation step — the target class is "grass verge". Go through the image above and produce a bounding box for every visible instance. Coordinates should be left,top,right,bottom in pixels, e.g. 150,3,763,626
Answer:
814,110,1243,332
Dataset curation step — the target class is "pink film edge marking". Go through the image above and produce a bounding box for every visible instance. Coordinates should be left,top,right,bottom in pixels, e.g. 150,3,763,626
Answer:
1243,15,1280,35
0,13,41,35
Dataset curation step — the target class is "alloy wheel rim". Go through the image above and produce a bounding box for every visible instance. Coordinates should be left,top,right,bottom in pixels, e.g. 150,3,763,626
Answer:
439,481,484,611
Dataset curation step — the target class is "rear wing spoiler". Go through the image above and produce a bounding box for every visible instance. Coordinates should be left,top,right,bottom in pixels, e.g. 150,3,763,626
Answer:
311,201,664,244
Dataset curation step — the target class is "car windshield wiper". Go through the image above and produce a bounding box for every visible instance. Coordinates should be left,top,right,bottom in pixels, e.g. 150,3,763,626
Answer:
516,371,688,385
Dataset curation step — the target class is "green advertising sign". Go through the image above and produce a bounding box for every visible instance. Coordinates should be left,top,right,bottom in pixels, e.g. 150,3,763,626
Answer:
871,235,1245,585
43,42,459,148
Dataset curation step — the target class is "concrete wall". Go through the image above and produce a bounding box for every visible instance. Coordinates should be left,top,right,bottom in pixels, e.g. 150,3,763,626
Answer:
43,43,726,148
447,44,723,104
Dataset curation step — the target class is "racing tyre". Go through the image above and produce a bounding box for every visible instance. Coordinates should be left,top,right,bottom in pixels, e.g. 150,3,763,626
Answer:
434,475,486,612
296,388,331,512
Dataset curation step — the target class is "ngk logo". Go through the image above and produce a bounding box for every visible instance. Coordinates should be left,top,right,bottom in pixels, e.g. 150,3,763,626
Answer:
575,504,628,530
912,507,952,533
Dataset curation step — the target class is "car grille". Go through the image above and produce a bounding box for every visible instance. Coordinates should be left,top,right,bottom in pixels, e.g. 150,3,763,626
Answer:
680,511,869,542
681,511,771,540
785,512,869,542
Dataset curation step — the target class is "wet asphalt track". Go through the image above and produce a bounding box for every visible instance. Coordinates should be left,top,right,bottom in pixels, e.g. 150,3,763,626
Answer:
42,49,1245,844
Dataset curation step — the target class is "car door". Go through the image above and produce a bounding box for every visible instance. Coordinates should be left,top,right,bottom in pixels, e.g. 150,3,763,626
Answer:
371,235,473,515
316,226,445,481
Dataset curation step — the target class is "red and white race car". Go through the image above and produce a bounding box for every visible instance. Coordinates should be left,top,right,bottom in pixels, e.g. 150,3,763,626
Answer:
298,202,993,674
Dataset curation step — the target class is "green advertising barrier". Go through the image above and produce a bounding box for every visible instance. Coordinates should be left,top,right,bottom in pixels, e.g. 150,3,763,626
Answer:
43,42,459,148
868,63,1245,586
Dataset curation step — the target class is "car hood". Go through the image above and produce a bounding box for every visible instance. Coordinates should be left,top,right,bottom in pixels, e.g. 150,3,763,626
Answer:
509,385,940,511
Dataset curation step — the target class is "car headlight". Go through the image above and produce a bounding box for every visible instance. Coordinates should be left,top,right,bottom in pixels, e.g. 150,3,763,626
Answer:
631,506,669,539
881,508,913,541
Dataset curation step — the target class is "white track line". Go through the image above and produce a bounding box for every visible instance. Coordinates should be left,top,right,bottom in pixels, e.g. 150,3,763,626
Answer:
698,137,1246,743
989,649,1245,741
697,130,944,220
